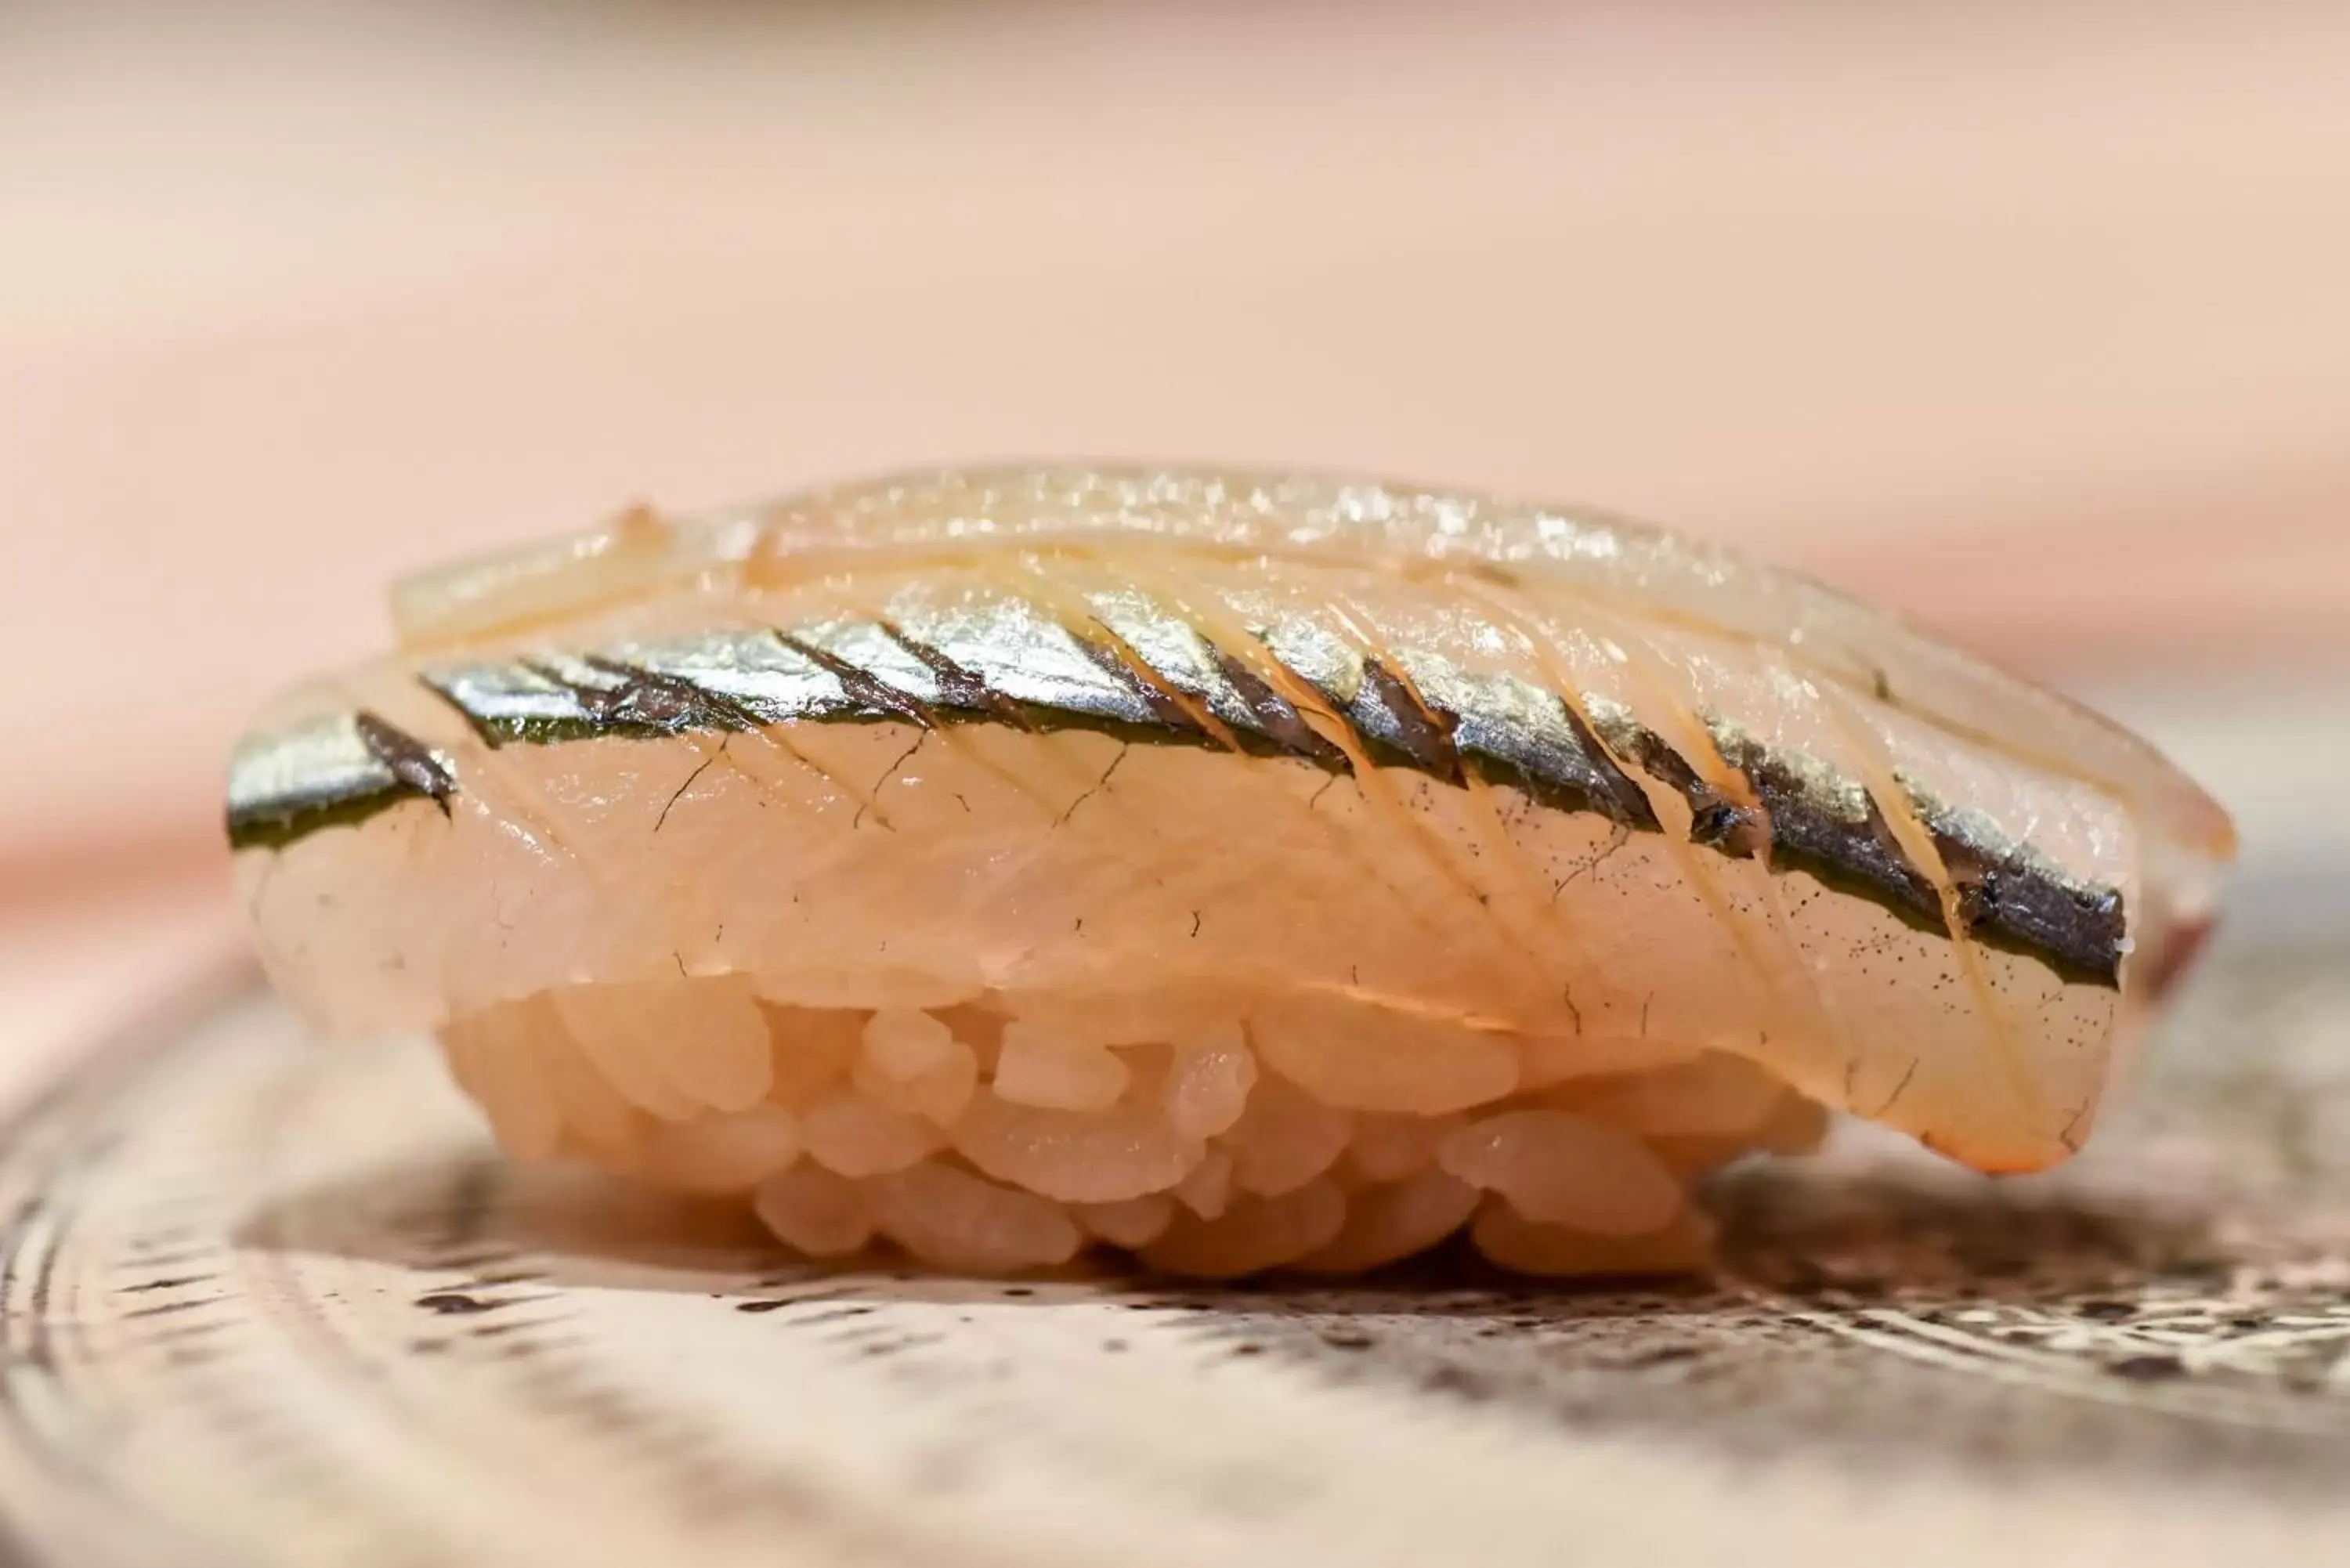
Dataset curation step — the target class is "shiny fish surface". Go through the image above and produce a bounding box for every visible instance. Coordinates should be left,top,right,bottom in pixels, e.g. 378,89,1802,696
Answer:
229,468,2232,1201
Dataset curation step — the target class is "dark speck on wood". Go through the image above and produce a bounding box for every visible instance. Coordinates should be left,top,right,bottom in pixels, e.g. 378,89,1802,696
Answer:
1421,1365,1492,1400
2106,1353,2186,1381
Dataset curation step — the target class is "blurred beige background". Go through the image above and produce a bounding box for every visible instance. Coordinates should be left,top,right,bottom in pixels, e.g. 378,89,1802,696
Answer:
5,1,2348,1090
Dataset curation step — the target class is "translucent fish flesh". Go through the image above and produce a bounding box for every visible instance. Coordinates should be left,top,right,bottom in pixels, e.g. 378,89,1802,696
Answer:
226,467,2234,1277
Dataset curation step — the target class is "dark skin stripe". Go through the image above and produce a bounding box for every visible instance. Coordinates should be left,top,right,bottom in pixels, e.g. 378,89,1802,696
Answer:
1712,733,1949,935
353,712,456,815
419,671,551,748
1073,630,1224,739
1552,701,1663,832
1460,753,1649,825
1930,828,2124,988
772,634,934,728
226,711,452,850
1211,649,1351,770
530,659,745,737
584,655,833,739
878,626,1032,726
226,781,418,851
1354,658,1464,782
1612,728,1765,858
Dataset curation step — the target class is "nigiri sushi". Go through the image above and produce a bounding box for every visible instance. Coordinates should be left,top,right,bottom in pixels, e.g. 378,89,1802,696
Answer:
227,467,2232,1277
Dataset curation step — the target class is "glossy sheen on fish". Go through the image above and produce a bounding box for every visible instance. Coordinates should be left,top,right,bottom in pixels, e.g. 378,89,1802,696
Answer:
228,468,2233,1179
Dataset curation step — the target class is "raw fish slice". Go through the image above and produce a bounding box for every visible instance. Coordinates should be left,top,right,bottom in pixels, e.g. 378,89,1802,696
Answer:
226,466,2232,1277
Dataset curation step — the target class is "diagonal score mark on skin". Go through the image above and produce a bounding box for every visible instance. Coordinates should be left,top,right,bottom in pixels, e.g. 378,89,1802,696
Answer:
1089,544,1480,981
792,563,1098,824
1547,594,1864,1097
1343,612,1582,961
577,620,919,839
1816,674,2049,1148
410,661,782,987
1444,570,1811,1055
1111,544,1546,982
1246,582,1559,978
1309,580,1596,1001
574,648,896,840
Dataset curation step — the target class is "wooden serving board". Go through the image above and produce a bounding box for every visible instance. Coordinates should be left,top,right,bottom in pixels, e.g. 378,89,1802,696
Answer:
0,941,2345,1567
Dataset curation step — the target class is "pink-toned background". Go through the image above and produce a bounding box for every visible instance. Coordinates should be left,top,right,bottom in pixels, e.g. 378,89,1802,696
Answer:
5,1,2348,1096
